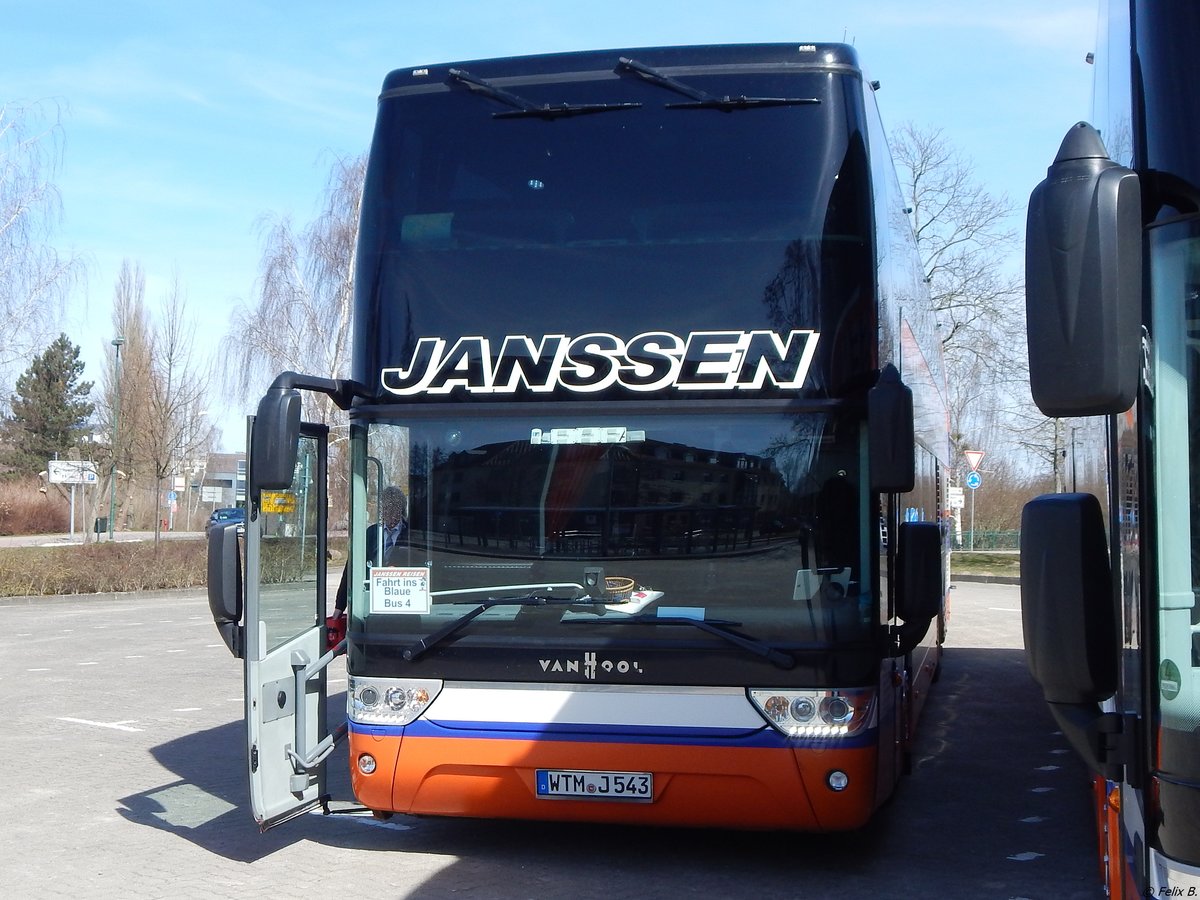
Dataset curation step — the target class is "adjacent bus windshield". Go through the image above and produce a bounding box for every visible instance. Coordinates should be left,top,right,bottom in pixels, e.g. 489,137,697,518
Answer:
210,43,949,835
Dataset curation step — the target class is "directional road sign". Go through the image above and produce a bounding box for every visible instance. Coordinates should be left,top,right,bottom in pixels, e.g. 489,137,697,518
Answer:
47,460,99,485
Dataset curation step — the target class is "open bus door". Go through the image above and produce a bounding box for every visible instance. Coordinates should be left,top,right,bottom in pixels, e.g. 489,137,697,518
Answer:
243,421,336,830
208,410,339,830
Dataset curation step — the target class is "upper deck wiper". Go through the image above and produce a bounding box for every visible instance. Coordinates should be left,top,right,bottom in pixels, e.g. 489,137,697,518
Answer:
616,57,821,112
403,592,599,662
566,613,795,669
448,68,642,119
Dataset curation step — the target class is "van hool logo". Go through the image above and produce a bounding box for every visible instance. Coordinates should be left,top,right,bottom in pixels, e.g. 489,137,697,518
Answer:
540,652,644,680
380,329,819,396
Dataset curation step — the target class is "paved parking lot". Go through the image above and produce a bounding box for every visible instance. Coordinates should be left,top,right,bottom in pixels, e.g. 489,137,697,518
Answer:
0,583,1100,898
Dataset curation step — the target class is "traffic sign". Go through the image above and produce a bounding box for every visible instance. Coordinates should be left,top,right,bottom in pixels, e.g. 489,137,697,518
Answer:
964,450,985,471
47,460,99,485
965,471,983,490
261,491,297,514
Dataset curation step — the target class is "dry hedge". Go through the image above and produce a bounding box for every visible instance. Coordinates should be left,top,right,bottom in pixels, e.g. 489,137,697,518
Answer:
0,535,350,597
0,478,71,536
0,540,208,597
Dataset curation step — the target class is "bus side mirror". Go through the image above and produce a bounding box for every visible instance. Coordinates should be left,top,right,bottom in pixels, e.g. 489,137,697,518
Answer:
1020,492,1121,778
249,386,301,495
868,364,915,494
894,521,942,654
1026,122,1141,417
207,522,244,657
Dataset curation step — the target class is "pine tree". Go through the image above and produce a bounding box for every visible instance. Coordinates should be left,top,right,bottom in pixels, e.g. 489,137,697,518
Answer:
2,334,95,476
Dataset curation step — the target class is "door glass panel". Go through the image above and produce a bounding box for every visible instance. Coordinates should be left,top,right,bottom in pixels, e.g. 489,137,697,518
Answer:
258,435,323,653
1150,220,1200,780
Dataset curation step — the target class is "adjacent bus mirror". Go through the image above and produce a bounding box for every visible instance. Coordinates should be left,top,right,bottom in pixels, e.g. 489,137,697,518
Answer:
207,522,244,657
894,521,942,654
1020,492,1121,778
249,386,301,495
868,364,915,493
1020,492,1116,703
1025,122,1141,417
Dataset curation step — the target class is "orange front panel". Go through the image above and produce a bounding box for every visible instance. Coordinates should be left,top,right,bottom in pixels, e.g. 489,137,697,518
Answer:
1093,778,1141,900
349,730,879,831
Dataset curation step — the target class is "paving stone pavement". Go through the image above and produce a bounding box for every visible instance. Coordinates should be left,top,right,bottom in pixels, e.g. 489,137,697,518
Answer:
0,583,1100,899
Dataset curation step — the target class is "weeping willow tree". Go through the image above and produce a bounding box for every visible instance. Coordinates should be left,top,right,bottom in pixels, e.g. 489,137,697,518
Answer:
228,153,366,424
0,101,83,392
892,122,1025,471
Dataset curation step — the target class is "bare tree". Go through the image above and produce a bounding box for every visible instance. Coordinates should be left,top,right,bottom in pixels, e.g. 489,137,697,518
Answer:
892,123,1026,468
228,153,366,423
113,262,155,532
141,275,214,544
87,261,214,542
83,261,154,542
0,101,83,390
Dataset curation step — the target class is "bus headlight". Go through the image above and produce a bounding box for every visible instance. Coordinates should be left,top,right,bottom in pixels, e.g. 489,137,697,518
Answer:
748,688,876,739
349,677,442,726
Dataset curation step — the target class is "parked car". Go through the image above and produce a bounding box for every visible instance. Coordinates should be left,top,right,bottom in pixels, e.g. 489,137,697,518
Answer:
205,507,245,535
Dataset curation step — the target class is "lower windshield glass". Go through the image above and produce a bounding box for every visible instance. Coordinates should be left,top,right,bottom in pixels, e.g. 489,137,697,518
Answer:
352,407,871,648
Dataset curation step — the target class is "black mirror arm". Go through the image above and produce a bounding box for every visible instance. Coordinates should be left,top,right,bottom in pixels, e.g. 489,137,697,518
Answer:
266,372,374,411
1047,703,1142,787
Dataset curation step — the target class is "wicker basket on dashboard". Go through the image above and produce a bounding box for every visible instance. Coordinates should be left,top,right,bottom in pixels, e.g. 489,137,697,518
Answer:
603,575,637,603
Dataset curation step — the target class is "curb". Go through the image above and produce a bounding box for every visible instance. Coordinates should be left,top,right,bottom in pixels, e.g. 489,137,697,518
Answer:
952,574,1021,586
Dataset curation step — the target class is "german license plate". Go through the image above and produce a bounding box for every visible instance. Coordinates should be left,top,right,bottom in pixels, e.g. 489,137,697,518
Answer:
535,769,653,801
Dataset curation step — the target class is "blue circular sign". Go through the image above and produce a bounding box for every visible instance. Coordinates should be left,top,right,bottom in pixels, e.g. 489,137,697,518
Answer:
965,471,982,490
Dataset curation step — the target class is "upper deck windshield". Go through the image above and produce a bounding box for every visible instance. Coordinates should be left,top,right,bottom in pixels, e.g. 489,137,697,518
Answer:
354,48,876,401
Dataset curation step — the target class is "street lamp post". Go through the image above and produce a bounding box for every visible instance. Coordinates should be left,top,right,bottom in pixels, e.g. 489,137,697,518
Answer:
108,337,125,541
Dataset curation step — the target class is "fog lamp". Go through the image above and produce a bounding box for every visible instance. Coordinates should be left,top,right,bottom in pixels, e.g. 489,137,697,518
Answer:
358,754,377,775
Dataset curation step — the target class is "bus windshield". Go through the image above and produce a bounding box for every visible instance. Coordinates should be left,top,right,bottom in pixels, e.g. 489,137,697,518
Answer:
354,406,872,672
354,55,874,402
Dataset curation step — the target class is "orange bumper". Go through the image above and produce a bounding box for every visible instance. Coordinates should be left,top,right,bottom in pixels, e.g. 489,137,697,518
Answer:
349,728,879,831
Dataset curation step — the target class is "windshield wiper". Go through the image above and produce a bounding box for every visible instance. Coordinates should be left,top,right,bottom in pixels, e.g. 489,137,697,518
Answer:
404,593,598,661
448,68,642,119
566,613,795,669
616,57,821,112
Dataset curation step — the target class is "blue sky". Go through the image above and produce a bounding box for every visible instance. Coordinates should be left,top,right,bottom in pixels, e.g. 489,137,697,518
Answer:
3,0,1096,449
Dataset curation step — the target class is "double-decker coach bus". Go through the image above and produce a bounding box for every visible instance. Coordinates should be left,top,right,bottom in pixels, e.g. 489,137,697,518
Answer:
1021,1,1200,895
208,42,950,832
